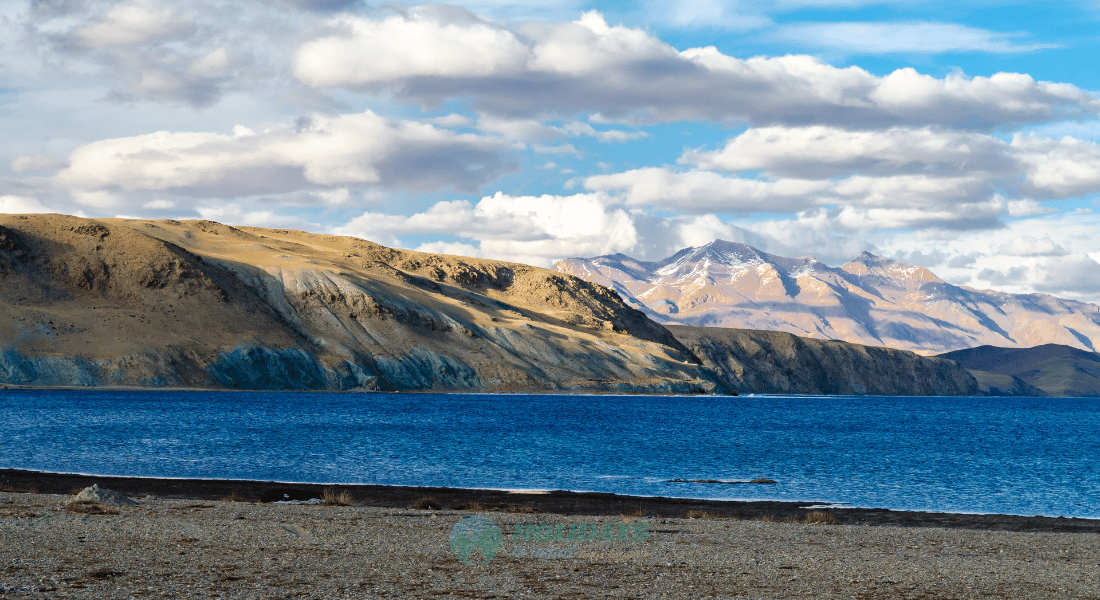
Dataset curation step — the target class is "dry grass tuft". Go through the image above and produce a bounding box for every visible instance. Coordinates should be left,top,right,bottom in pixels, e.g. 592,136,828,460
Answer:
454,502,486,511
803,511,840,525
621,507,647,518
685,509,719,519
322,489,353,506
64,500,120,515
502,504,538,514
754,514,777,522
413,496,441,510
219,493,246,503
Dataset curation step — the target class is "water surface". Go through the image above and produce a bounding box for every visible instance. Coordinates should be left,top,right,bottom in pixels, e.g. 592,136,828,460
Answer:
2,390,1098,518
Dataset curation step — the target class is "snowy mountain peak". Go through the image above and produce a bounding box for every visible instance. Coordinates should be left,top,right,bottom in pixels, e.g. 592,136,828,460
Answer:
842,252,944,284
554,242,1100,355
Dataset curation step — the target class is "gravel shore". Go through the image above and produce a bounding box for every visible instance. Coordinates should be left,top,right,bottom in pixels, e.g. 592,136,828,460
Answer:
3,485,1099,599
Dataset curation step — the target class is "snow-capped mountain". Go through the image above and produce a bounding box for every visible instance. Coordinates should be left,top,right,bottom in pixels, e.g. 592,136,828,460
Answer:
554,240,1100,355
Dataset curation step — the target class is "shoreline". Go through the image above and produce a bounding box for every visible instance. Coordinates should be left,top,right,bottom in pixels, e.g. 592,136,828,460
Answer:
4,468,1098,534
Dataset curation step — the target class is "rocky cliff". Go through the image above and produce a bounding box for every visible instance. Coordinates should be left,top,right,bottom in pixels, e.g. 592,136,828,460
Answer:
0,214,715,393
669,325,980,396
556,240,1100,356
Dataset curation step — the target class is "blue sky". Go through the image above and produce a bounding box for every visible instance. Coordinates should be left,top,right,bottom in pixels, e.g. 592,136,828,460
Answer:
4,1,1100,302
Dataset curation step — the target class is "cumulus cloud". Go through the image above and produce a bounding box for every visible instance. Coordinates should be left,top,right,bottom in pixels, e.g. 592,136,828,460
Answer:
11,154,66,173
0,195,54,214
999,236,1068,256
584,126,1100,230
27,0,285,106
585,168,829,213
64,1,196,49
294,9,1099,128
55,111,515,198
682,126,1014,178
338,191,639,267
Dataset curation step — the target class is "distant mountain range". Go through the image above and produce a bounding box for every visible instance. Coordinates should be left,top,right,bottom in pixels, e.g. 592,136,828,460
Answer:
555,240,1100,355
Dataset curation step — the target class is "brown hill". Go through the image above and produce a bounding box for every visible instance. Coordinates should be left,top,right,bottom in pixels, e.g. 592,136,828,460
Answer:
0,214,715,393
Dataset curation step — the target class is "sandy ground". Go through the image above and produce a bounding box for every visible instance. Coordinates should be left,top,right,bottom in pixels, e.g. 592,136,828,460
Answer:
2,484,1099,600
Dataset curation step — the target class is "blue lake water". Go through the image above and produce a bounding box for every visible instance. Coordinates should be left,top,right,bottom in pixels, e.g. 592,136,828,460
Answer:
2,390,1099,518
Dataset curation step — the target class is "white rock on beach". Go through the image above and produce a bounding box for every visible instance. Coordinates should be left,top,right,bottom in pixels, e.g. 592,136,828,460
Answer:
70,484,137,506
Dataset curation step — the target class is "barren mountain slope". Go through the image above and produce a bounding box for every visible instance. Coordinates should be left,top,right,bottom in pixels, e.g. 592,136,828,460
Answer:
670,325,980,396
939,344,1100,397
0,214,716,393
557,240,1100,355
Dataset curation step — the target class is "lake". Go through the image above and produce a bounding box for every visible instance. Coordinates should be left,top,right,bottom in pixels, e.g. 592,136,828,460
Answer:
2,390,1098,518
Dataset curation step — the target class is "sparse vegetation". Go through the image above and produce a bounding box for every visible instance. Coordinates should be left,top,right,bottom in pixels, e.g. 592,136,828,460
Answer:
803,511,839,525
685,509,719,519
322,489,353,506
413,496,441,510
621,507,646,518
219,493,246,503
502,504,538,514
454,502,486,511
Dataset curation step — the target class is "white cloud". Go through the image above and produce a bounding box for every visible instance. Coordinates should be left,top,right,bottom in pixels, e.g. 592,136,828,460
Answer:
27,0,282,106
682,125,1012,178
67,1,195,49
294,5,529,86
776,21,1059,54
584,167,830,213
11,154,67,173
586,126,1100,229
55,110,515,197
338,191,639,267
1006,199,1056,217
294,10,1099,128
0,195,54,214
414,240,482,258
1013,134,1100,198
999,236,1068,256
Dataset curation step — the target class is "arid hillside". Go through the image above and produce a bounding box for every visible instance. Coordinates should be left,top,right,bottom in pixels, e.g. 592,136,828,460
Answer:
0,214,716,393
0,214,989,396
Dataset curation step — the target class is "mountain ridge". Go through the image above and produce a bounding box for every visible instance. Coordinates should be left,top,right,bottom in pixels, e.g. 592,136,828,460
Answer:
556,240,1100,355
0,215,982,396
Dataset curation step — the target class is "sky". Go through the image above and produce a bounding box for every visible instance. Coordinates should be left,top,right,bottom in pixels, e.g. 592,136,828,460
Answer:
4,1,1100,303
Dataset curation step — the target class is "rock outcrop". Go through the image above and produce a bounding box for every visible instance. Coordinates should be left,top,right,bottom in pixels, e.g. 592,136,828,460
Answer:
0,215,716,394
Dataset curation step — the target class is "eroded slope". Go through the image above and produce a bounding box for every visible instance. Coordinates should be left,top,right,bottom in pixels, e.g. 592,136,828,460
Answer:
0,215,715,393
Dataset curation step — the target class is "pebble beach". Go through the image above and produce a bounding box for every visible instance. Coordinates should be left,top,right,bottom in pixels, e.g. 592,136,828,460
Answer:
2,471,1098,599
